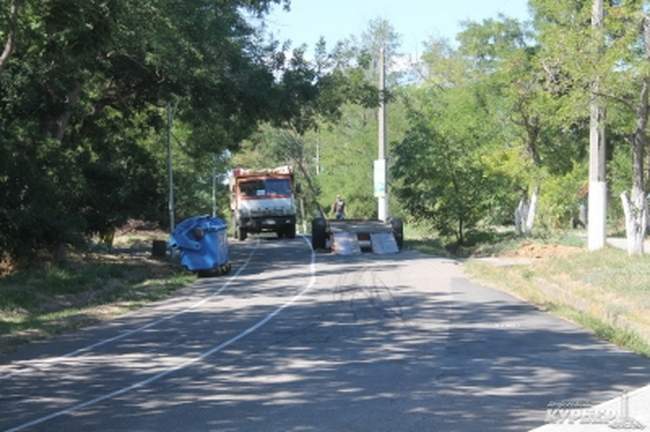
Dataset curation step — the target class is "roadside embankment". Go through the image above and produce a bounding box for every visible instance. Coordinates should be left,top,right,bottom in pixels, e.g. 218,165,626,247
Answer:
0,229,194,354
466,245,650,357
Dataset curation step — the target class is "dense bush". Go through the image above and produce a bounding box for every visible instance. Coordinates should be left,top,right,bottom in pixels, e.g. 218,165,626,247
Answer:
538,163,587,229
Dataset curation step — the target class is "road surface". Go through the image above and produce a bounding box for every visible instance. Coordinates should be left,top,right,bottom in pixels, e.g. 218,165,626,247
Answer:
1,237,649,431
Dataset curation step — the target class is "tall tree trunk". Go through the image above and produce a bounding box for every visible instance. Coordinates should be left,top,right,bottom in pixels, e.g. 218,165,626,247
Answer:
514,193,528,235
515,121,541,236
515,185,539,236
621,16,650,256
525,185,539,234
53,83,82,141
0,0,19,72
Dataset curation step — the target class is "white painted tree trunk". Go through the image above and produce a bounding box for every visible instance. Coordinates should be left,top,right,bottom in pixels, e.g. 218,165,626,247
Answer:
514,197,528,235
515,186,539,236
621,188,647,256
622,15,649,256
525,186,539,234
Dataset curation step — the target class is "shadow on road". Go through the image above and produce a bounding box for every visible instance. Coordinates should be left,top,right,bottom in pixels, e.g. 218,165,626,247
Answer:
1,239,649,431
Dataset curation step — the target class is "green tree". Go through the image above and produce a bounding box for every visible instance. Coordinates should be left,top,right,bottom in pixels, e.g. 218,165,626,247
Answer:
531,0,650,254
392,86,502,244
0,0,326,259
457,16,586,235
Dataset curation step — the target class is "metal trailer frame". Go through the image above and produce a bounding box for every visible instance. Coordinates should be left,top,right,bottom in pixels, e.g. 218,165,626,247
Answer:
311,218,403,252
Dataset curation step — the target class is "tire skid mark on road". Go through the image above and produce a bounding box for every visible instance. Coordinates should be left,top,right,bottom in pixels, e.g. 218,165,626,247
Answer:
3,236,316,432
333,260,405,324
0,240,261,381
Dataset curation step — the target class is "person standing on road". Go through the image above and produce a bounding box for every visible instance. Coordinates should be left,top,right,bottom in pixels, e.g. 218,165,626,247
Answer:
331,194,346,220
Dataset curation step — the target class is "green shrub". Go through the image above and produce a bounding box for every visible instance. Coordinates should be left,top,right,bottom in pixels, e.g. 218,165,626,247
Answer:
538,162,587,229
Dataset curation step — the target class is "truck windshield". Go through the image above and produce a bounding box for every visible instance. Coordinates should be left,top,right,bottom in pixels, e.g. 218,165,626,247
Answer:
265,179,291,195
239,178,291,197
240,180,265,197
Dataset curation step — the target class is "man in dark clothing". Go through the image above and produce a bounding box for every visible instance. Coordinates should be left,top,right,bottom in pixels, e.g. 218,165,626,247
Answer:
331,195,346,220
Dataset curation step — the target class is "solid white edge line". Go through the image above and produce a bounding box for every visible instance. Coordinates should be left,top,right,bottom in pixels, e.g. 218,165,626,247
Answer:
0,240,261,380
4,236,316,432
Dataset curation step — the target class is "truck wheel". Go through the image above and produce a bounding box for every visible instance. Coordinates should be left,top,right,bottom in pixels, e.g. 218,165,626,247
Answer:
238,225,247,241
286,224,296,239
312,218,327,250
390,218,404,250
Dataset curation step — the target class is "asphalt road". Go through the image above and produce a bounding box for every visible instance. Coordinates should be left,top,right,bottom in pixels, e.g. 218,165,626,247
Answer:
1,237,649,431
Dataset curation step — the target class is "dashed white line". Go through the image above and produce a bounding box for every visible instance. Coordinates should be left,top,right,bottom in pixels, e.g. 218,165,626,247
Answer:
0,240,260,380
4,236,316,432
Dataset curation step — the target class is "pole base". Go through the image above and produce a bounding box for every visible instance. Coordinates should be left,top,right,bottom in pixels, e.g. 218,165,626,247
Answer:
587,180,607,251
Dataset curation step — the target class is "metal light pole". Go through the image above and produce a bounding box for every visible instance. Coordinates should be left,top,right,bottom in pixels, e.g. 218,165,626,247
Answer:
588,0,607,251
166,102,175,232
375,45,389,222
212,156,217,218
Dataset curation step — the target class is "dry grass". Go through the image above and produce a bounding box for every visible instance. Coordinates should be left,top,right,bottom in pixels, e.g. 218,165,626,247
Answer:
465,246,650,357
0,231,194,354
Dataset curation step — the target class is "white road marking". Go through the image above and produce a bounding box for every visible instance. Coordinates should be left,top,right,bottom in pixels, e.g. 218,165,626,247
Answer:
0,240,260,380
4,236,316,432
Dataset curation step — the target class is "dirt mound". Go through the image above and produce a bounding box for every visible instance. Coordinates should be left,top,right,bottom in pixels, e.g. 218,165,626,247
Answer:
506,242,581,260
116,219,161,235
0,255,15,277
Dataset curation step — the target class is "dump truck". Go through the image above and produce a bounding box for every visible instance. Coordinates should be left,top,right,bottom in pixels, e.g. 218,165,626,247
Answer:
229,166,297,240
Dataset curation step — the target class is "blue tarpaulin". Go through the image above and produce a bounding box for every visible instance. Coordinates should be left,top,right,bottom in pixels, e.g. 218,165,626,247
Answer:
169,216,229,273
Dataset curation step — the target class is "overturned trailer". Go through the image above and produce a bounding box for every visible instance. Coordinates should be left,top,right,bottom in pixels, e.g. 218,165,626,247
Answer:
311,218,403,255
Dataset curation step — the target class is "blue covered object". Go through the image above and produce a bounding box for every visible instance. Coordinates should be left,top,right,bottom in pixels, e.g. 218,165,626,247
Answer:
169,216,229,273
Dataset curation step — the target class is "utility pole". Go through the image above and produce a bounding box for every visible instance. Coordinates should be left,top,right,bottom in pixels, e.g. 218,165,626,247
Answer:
315,136,321,176
211,157,217,218
588,0,607,251
375,45,389,222
166,102,175,232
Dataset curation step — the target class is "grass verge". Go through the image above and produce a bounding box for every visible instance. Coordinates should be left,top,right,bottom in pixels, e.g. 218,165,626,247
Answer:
404,223,585,257
0,235,195,354
465,247,650,357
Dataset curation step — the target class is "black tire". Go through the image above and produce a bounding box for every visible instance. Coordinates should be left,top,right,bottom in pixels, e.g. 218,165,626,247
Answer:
311,218,327,250
286,224,296,239
237,225,247,241
390,218,404,250
198,266,223,278
151,240,167,259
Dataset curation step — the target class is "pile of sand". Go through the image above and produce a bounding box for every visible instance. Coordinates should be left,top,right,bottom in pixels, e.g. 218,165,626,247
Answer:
505,242,581,260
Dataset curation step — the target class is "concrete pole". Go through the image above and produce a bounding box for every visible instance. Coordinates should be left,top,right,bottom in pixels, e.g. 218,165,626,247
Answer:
377,45,389,222
166,102,175,232
588,0,607,251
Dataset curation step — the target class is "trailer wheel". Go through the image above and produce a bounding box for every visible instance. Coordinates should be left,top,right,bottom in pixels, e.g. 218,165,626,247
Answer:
312,218,327,250
237,225,247,241
391,218,404,250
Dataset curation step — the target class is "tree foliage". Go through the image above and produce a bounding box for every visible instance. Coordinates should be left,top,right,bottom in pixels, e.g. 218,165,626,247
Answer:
0,0,330,258
392,85,504,244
